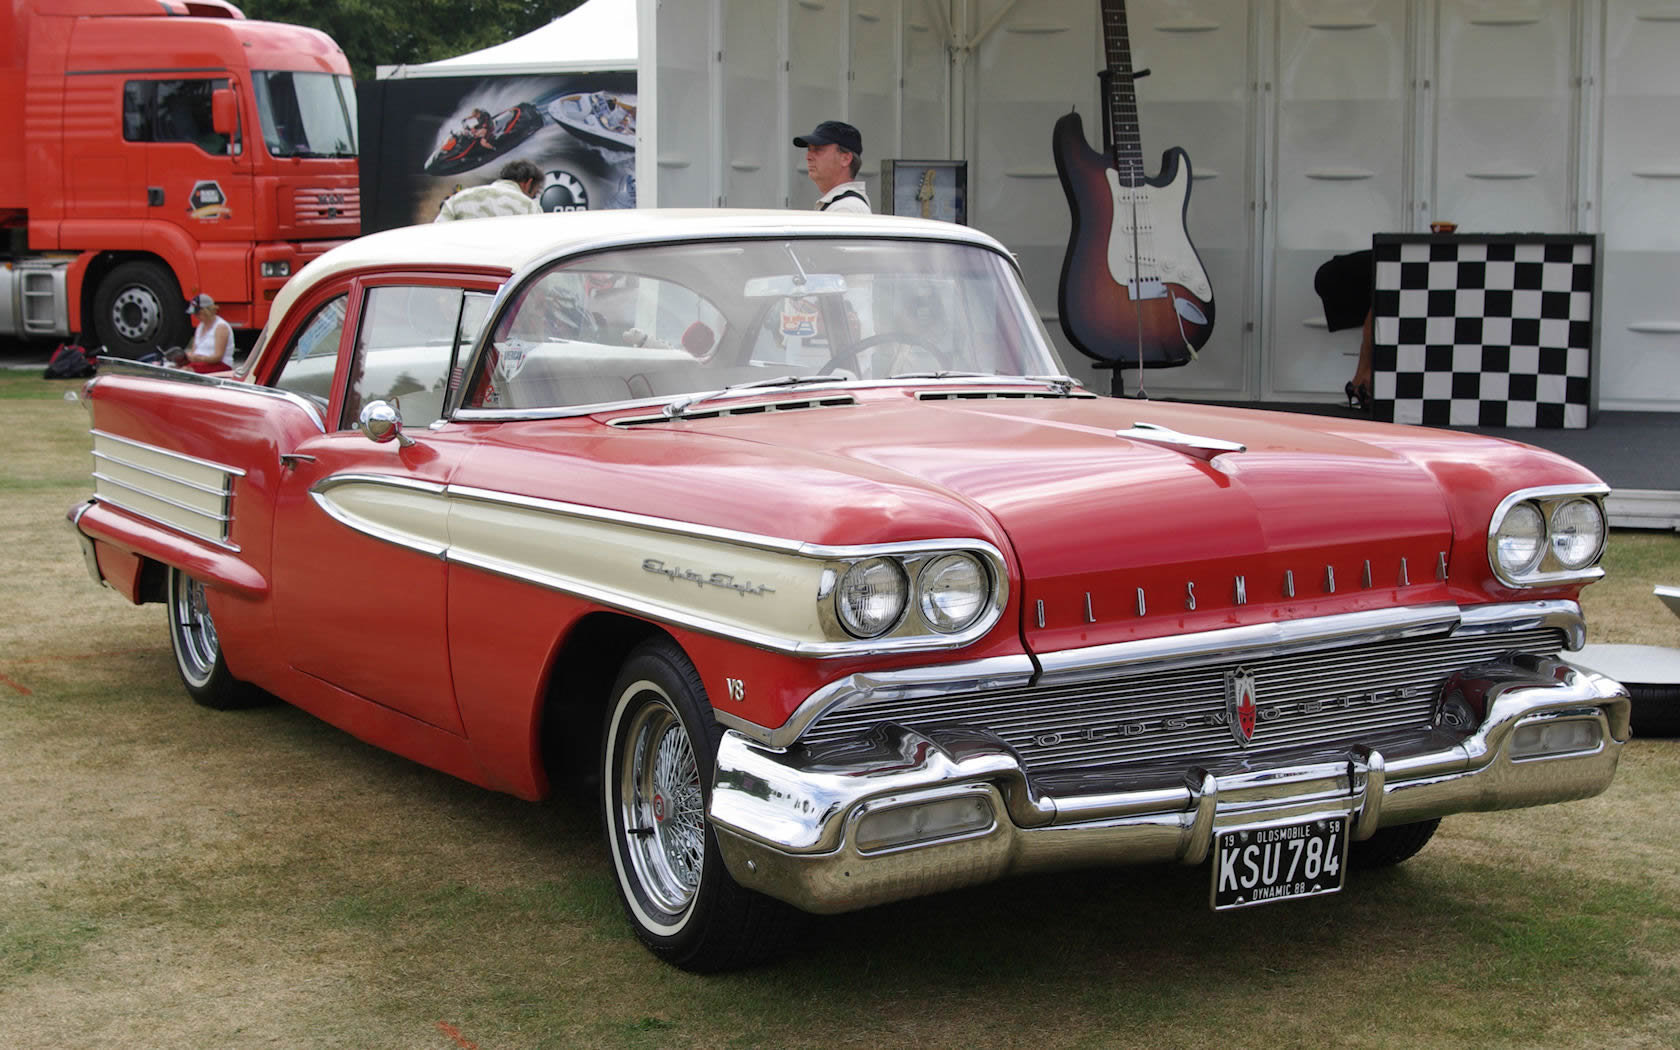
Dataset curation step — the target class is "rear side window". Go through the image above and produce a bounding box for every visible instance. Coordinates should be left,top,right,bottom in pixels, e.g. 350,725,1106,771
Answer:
270,294,349,412
123,78,239,155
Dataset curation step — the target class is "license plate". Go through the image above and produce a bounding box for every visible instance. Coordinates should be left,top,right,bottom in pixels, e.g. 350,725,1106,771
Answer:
1211,814,1348,910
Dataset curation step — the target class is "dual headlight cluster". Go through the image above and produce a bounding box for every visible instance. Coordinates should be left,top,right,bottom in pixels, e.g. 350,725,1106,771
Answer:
821,547,1003,645
1489,487,1608,586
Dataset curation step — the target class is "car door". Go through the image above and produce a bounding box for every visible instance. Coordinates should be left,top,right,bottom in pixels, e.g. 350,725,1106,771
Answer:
266,274,498,734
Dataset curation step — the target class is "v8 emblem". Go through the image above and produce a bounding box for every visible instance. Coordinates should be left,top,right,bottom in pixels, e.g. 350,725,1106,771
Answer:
724,678,746,702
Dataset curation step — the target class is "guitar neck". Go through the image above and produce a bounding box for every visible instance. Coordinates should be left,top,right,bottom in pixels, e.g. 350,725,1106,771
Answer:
1102,0,1147,185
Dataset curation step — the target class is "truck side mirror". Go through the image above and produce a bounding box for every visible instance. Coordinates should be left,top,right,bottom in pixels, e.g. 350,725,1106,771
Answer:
211,88,237,137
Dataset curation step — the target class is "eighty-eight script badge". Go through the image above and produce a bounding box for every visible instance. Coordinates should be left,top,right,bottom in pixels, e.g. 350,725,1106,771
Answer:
1226,667,1258,747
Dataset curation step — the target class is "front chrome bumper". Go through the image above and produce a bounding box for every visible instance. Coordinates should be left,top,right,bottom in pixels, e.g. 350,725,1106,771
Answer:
710,654,1629,914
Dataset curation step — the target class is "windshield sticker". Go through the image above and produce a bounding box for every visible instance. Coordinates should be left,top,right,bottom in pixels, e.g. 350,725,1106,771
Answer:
780,297,820,337
188,180,231,221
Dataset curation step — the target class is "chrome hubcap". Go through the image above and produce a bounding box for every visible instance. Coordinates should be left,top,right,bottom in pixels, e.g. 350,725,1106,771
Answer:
112,285,161,342
619,699,704,915
171,573,219,687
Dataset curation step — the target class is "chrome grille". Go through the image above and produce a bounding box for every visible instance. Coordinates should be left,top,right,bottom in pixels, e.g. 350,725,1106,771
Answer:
800,628,1565,771
293,186,360,224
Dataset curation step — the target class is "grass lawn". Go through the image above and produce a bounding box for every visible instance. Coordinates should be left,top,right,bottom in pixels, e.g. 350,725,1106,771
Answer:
2,372,1677,1049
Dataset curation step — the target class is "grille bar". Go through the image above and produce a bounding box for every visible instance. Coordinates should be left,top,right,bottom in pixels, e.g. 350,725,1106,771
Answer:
800,627,1564,772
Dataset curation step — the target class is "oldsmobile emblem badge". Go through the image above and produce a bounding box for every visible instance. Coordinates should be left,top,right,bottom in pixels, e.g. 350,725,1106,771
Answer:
1226,667,1258,747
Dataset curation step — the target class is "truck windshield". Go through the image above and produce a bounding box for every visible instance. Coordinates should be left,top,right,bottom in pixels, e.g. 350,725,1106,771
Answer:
252,72,358,158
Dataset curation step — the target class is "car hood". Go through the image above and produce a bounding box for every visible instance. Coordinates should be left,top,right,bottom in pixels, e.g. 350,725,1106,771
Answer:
619,391,1476,651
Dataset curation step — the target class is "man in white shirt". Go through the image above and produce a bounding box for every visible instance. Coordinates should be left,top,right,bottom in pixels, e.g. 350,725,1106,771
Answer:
435,159,544,222
793,121,870,214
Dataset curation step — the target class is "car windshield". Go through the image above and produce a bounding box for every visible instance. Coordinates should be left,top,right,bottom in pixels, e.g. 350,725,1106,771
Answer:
462,237,1064,412
252,72,357,158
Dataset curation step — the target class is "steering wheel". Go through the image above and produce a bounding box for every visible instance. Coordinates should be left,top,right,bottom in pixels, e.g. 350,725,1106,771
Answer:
821,331,950,376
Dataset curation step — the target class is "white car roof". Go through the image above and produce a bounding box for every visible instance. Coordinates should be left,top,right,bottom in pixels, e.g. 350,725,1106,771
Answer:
269,208,1010,335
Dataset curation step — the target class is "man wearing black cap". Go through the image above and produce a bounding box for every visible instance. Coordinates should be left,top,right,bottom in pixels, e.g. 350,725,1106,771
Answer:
793,120,870,214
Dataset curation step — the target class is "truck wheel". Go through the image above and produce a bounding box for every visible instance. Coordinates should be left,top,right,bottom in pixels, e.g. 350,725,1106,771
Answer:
94,261,189,359
166,567,264,710
602,637,802,971
1350,818,1441,869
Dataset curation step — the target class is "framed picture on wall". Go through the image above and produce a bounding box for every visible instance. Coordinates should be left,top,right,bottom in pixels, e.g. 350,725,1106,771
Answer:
880,159,967,224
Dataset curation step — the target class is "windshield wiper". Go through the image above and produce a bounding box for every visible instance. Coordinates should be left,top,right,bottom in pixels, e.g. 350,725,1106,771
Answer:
887,370,993,380
662,374,848,418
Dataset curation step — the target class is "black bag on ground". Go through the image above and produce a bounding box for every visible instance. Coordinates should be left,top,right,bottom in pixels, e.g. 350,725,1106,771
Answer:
43,343,98,379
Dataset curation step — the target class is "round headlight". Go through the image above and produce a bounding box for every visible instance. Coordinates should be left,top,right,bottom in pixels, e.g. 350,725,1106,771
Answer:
918,554,989,633
1495,501,1546,577
1549,498,1605,570
835,557,908,638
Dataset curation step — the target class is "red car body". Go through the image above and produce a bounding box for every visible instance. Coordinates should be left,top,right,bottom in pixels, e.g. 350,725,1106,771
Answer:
68,210,1629,971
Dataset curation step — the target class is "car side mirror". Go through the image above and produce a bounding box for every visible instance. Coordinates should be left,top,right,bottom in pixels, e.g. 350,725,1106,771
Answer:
212,88,237,137
358,400,414,448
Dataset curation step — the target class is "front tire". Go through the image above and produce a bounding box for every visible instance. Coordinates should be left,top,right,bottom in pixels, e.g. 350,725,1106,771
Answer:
166,567,264,710
601,638,801,971
1350,818,1441,869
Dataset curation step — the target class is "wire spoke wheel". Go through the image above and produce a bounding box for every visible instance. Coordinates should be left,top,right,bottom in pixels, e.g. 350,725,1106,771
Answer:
169,571,220,689
619,697,705,916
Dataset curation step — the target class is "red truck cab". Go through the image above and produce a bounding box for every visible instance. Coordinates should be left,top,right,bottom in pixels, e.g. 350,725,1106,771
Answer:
0,0,358,355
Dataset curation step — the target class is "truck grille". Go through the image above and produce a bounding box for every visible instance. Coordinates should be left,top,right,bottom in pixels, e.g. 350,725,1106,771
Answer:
293,187,360,225
799,627,1566,772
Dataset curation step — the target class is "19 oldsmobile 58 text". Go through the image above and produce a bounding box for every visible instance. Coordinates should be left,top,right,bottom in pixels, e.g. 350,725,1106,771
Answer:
67,210,1628,970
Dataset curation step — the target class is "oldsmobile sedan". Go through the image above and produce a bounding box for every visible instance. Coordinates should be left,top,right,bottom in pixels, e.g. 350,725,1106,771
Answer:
67,209,1628,971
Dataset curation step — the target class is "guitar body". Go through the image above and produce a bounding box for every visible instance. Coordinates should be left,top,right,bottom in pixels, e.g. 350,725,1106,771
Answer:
1053,110,1215,366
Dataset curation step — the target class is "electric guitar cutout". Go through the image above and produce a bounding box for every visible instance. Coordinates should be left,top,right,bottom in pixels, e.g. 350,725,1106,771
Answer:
1053,0,1215,370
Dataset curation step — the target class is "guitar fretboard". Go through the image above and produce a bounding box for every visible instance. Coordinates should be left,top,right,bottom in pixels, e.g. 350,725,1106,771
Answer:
1102,0,1146,185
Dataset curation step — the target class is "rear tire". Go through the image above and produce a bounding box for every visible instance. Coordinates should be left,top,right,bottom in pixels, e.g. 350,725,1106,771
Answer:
601,637,803,971
166,567,265,710
1350,818,1441,869
93,260,189,359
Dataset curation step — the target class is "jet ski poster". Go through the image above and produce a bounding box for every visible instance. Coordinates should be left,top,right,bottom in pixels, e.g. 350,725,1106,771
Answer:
357,71,637,232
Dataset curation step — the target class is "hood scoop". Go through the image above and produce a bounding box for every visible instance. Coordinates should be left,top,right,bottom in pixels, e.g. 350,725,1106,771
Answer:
1115,421,1247,462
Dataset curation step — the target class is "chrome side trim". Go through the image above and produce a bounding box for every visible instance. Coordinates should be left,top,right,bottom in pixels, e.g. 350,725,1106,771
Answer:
90,429,247,479
86,496,242,553
94,359,328,433
308,473,450,559
447,483,809,555
91,472,232,527
88,430,239,548
91,450,230,496
310,473,1009,658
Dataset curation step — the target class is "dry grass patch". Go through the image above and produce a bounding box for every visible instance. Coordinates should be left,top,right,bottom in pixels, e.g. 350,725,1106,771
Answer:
3,373,1679,1049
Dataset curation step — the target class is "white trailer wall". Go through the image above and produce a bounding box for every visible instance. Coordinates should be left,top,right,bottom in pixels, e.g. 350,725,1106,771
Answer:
639,0,1680,412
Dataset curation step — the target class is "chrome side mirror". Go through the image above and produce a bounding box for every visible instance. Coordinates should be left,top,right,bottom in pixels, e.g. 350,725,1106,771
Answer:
358,400,414,448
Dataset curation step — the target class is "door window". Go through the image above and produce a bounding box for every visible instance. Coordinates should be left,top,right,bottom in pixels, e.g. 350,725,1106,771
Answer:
123,78,240,156
342,286,473,430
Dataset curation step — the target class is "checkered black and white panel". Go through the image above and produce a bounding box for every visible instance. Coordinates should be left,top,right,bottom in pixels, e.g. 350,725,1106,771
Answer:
1371,239,1595,428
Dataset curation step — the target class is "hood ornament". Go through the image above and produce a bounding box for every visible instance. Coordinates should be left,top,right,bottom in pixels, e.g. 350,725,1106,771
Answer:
1115,421,1247,461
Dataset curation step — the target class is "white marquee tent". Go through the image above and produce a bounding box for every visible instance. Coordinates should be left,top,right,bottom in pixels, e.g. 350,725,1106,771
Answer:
375,0,636,79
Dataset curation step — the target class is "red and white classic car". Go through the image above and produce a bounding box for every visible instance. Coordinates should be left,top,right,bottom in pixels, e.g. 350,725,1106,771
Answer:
68,210,1629,971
